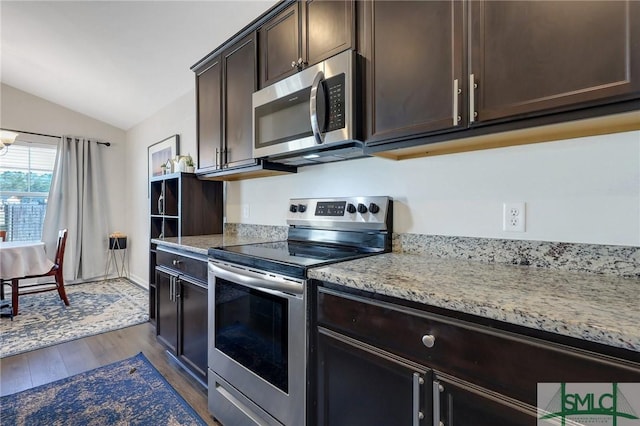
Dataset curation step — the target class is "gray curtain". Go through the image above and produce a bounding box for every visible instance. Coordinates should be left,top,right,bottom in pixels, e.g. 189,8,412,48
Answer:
43,136,109,282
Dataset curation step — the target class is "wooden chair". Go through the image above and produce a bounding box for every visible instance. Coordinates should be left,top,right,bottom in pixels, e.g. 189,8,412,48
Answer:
9,229,70,316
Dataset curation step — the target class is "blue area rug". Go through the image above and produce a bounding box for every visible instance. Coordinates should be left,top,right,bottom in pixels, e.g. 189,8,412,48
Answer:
0,352,207,425
1,278,148,358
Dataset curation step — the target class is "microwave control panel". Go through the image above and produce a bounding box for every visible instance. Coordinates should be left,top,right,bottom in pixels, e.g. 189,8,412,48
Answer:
325,74,346,132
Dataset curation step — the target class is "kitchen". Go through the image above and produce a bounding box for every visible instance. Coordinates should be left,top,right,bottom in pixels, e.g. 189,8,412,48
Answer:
1,0,639,425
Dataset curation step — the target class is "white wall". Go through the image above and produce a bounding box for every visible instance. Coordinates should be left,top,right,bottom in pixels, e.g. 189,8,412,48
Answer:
227,130,640,247
125,89,196,286
0,83,128,238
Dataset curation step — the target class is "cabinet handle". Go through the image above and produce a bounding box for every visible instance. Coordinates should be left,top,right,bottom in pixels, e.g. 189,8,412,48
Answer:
171,276,180,302
413,373,425,426
453,79,461,126
172,259,182,267
469,73,477,123
169,275,180,302
421,334,435,348
215,148,219,168
173,276,177,302
291,58,306,70
433,381,444,426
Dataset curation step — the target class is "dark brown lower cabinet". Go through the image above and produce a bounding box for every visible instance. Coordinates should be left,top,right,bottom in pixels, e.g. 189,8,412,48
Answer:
315,284,640,426
316,327,532,426
156,268,178,354
317,329,431,426
155,246,208,384
435,376,537,426
179,277,208,378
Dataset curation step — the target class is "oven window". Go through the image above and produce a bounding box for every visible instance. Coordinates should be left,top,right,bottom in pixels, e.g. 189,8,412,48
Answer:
215,279,289,393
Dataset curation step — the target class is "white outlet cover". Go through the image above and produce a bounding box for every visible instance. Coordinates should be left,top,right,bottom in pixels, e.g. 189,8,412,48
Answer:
503,202,526,232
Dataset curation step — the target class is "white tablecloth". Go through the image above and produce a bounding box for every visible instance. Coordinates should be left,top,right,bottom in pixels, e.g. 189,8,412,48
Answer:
0,241,55,280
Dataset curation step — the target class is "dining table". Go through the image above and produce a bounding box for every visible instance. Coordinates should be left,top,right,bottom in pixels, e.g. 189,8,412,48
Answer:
0,240,55,316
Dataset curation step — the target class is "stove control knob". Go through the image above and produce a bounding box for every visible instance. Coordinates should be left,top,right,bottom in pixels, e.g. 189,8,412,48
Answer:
357,203,368,214
289,204,298,213
346,203,357,214
369,203,380,214
298,204,307,213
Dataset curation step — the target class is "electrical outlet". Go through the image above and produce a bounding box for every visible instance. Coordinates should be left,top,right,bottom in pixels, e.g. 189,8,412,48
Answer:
242,204,250,219
503,202,526,232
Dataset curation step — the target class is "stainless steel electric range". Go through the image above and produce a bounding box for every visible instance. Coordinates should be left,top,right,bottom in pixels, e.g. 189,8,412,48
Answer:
207,196,393,426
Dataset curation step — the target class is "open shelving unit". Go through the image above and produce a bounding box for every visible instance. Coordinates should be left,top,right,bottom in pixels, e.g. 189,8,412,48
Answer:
148,172,223,324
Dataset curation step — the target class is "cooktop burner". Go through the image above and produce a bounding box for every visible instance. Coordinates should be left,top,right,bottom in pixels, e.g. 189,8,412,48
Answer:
209,196,393,280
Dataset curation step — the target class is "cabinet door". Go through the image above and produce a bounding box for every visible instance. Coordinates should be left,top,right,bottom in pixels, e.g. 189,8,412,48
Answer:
196,57,222,171
304,0,354,66
317,329,430,426
178,278,208,380
471,0,640,123
435,377,537,426
156,269,178,353
223,34,257,168
362,1,463,144
149,249,156,324
259,3,300,88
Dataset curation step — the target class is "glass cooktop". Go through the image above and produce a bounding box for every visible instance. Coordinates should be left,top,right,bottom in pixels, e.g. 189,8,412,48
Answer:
209,240,378,279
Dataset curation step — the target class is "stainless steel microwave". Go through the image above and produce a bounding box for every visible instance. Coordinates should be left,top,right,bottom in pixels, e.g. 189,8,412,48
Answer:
252,50,364,165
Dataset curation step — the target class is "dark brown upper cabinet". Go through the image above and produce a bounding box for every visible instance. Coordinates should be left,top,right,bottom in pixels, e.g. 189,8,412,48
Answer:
359,1,464,144
470,0,640,124
258,3,299,87
223,34,257,169
259,0,355,88
195,33,257,173
196,57,221,171
363,0,640,154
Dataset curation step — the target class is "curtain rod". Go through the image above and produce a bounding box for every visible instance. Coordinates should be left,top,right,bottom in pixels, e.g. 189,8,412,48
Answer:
0,128,111,146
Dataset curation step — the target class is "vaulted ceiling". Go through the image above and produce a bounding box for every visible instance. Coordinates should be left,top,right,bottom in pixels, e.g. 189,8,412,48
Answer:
0,1,276,130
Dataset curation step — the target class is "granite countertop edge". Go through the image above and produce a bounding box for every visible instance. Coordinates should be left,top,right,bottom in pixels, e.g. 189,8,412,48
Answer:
308,253,640,354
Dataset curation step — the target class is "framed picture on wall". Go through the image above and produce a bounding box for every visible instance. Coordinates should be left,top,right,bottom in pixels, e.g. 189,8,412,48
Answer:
148,134,179,189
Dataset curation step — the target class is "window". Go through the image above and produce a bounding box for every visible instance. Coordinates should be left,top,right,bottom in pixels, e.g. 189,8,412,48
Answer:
0,141,57,241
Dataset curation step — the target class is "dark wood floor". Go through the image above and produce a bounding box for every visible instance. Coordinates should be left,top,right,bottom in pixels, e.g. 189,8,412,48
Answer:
0,322,219,425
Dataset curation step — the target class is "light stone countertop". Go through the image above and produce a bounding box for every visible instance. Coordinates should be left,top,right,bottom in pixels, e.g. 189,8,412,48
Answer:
151,234,278,256
308,253,640,353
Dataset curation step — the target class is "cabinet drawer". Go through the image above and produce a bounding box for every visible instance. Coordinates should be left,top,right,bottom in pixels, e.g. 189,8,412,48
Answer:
157,247,207,282
317,287,640,407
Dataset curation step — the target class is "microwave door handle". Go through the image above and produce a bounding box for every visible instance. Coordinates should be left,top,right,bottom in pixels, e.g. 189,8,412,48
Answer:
309,70,325,144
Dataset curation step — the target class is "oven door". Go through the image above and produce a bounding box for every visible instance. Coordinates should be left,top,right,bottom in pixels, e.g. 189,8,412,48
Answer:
208,260,305,426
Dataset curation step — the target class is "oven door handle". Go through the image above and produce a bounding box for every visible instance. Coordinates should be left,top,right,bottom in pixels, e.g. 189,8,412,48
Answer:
209,262,304,297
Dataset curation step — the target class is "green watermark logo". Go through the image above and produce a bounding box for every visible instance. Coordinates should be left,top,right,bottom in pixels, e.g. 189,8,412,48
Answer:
538,383,640,426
